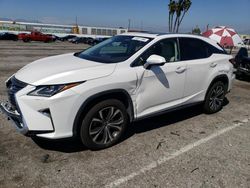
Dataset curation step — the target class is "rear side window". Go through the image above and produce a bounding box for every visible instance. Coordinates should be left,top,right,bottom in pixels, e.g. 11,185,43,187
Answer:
210,43,227,55
179,38,208,61
179,38,227,61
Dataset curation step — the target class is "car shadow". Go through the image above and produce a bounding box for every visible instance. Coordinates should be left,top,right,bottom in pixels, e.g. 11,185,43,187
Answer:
31,136,88,153
123,104,203,140
32,98,229,153
124,97,229,138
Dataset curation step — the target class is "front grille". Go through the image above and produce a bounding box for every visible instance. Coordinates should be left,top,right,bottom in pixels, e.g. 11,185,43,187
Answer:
6,77,27,110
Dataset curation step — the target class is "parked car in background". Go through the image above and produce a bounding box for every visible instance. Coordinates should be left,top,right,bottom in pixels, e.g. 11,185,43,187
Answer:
59,35,77,41
18,33,28,40
49,34,60,42
0,33,235,150
71,37,87,44
0,32,18,41
234,47,250,78
86,37,95,45
70,37,96,45
93,37,110,45
18,31,54,42
243,39,250,45
68,36,78,43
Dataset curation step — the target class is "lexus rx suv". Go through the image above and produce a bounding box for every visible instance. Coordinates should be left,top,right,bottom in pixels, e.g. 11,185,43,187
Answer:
0,33,235,150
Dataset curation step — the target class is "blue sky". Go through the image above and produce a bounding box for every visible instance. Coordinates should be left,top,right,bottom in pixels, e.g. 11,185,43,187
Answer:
0,0,249,33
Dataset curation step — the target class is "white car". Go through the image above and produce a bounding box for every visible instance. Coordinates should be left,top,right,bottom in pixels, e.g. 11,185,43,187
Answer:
0,33,235,149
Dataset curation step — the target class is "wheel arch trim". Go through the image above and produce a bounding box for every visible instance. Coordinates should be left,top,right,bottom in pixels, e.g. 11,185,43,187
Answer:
72,89,134,137
205,74,229,100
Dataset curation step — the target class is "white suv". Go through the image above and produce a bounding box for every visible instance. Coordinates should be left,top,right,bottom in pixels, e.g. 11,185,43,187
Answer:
0,33,235,149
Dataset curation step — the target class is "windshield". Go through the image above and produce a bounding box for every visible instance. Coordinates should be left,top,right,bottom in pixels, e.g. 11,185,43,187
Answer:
76,35,152,63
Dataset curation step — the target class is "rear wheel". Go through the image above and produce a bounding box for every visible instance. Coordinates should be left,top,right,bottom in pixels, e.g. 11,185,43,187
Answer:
203,81,226,114
80,99,128,150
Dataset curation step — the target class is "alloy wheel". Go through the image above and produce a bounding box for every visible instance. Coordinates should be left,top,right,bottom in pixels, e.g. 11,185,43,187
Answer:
209,85,225,111
89,106,124,145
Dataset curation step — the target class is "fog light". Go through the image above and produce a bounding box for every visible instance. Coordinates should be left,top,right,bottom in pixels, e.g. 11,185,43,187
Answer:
39,109,51,118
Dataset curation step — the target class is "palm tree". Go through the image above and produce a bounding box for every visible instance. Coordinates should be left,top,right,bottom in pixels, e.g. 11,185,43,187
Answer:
176,0,192,32
168,0,192,33
168,0,176,32
173,0,183,33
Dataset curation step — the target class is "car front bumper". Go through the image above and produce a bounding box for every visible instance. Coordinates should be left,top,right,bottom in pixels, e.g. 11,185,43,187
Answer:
0,101,56,136
0,101,29,135
1,78,83,139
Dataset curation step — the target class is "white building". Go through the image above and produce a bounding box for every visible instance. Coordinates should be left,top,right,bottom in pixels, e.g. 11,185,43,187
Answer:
0,20,128,37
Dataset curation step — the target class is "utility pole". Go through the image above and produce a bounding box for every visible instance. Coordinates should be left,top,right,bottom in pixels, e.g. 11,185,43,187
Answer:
128,19,131,31
206,24,209,31
140,21,143,31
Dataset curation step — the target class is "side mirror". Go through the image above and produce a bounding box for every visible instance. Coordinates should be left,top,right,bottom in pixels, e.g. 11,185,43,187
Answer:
143,55,166,69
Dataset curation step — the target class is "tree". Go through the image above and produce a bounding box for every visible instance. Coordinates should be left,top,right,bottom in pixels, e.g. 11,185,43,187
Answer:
192,25,201,35
168,0,192,33
168,0,176,32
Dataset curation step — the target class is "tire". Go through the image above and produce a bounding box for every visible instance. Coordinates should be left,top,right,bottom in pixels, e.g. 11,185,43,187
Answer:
23,38,30,42
80,99,128,150
203,81,226,114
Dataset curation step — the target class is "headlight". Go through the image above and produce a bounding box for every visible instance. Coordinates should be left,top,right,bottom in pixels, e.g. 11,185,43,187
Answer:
28,82,82,97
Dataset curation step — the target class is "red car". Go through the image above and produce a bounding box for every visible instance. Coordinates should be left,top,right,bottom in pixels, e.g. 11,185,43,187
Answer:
18,31,54,42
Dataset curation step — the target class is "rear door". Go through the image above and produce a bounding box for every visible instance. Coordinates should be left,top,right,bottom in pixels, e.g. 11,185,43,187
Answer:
178,37,214,101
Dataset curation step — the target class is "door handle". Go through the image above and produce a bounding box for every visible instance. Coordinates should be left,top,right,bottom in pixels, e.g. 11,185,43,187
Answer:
210,62,217,68
175,67,186,73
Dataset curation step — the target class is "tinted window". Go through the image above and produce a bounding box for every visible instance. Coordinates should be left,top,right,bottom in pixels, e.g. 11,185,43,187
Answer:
133,38,179,66
209,43,227,55
179,38,227,61
179,38,209,61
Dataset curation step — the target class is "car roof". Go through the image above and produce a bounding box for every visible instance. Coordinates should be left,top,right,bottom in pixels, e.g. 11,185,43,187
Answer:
119,32,220,49
119,32,159,38
120,32,208,39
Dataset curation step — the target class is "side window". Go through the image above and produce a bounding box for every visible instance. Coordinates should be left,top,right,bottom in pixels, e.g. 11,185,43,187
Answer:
133,38,179,66
179,38,209,61
207,43,227,55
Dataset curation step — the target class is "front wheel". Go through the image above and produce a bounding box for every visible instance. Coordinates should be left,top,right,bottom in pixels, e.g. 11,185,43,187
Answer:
203,81,226,114
80,99,128,150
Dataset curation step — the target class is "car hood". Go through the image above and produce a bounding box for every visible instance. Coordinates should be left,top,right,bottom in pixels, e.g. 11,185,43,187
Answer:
15,53,116,85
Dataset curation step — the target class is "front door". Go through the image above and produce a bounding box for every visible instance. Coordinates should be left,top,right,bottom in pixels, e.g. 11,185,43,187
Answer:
134,38,187,118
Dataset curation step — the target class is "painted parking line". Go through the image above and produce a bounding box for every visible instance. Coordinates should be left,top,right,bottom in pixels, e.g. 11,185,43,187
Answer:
106,118,249,188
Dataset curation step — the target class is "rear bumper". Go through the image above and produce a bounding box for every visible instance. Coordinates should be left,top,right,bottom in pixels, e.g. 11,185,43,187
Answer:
227,72,235,92
0,101,28,135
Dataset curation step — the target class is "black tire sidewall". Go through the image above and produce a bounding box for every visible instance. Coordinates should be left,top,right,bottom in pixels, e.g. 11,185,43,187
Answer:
80,99,128,150
23,38,30,42
204,81,226,114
